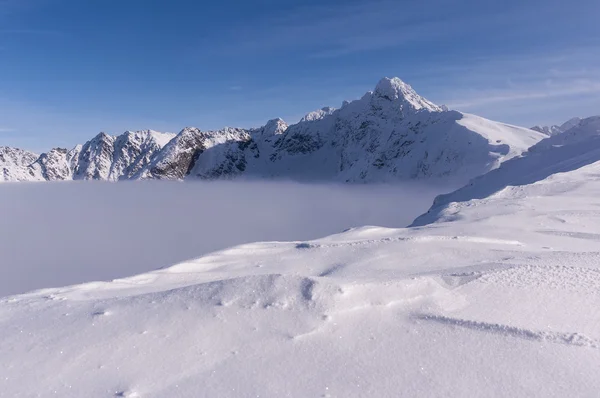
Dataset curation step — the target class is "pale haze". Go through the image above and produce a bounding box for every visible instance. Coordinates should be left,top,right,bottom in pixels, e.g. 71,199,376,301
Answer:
0,181,444,296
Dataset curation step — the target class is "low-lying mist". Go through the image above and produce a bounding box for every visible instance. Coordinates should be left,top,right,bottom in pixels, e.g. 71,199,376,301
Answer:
0,180,449,296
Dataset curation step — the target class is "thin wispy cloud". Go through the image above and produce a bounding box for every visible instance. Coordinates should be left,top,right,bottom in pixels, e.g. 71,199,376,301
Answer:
413,44,600,125
447,81,600,109
216,0,598,59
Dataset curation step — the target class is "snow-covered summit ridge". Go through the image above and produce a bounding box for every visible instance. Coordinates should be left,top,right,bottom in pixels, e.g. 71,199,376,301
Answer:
531,117,582,136
373,77,442,112
0,130,176,182
300,107,336,122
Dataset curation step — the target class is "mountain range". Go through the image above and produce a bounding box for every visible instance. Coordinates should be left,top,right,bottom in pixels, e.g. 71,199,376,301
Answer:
1,77,556,184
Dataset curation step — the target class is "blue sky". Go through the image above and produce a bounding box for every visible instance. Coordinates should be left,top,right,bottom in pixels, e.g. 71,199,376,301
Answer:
1,0,600,151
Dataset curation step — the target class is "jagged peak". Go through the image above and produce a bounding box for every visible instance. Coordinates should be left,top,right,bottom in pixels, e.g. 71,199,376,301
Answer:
373,77,442,112
300,107,336,123
263,118,288,135
85,132,115,145
178,126,201,136
374,77,413,99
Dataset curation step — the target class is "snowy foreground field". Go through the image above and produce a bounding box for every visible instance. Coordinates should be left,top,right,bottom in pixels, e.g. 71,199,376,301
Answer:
2,142,600,396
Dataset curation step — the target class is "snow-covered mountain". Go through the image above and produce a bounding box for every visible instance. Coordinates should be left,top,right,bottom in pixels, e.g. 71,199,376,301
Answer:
1,77,546,184
0,130,176,182
70,129,176,181
169,77,544,184
0,146,43,182
531,117,582,136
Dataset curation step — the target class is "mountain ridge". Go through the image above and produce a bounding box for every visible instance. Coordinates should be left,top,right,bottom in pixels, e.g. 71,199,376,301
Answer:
1,77,546,184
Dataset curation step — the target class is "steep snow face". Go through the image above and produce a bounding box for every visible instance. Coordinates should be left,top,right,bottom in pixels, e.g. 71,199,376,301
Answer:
31,148,73,181
412,115,600,227
109,130,176,180
43,130,175,181
373,77,441,112
72,132,115,180
0,146,42,182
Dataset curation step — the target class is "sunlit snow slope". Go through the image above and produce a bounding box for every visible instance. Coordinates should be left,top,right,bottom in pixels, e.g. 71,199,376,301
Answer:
1,119,600,397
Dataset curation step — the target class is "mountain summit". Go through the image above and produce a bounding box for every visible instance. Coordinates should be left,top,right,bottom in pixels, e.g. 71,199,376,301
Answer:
1,77,546,184
373,77,441,112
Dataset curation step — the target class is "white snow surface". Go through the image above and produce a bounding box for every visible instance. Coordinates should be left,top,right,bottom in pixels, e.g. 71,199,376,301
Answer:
0,146,43,182
2,119,600,396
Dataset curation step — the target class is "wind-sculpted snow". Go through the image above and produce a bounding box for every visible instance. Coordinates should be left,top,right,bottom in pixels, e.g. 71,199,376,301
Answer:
0,77,545,183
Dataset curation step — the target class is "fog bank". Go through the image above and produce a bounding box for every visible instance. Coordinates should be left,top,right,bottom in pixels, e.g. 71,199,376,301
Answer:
0,180,449,296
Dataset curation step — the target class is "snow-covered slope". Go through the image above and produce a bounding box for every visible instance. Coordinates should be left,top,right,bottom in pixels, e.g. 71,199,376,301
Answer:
2,129,600,396
1,77,546,184
30,147,79,181
73,130,176,181
0,130,176,182
412,115,600,226
0,146,43,182
160,77,544,184
531,117,582,136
